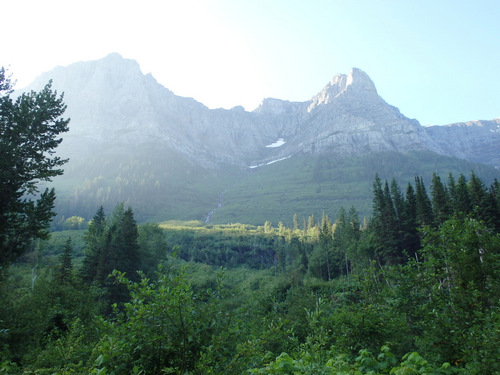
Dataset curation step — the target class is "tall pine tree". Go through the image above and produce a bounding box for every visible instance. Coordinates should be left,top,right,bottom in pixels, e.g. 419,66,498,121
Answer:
403,183,420,257
453,174,472,216
56,237,73,284
415,176,433,227
370,175,400,264
81,206,107,284
431,173,452,225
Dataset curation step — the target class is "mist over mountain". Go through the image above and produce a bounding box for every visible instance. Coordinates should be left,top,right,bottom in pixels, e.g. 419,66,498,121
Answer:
23,53,500,224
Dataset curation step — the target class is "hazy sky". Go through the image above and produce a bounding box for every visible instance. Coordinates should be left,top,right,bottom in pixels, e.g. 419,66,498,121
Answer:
3,0,499,125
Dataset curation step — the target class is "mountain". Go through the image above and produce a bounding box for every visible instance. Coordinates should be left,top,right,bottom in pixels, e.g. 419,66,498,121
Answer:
21,53,500,225
425,119,500,168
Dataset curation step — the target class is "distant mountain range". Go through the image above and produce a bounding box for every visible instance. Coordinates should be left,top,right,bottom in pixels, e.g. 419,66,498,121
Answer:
22,53,500,225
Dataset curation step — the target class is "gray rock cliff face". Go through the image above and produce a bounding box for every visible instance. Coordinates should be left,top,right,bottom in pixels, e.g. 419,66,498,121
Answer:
23,54,500,169
425,119,500,168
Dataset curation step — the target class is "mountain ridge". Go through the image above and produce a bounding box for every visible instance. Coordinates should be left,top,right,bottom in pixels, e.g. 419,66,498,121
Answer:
18,53,500,224
23,53,500,169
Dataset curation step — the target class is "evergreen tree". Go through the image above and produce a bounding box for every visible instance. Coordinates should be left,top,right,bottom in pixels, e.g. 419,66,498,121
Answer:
56,237,73,283
81,204,140,301
467,171,491,223
403,183,420,257
483,187,500,231
347,206,361,243
0,68,69,269
118,207,141,282
95,223,116,285
370,176,400,264
453,174,472,216
468,172,488,209
415,176,433,227
430,173,452,225
390,179,406,223
488,180,500,231
390,179,406,254
81,206,107,284
87,204,141,307
492,178,500,212
447,173,457,207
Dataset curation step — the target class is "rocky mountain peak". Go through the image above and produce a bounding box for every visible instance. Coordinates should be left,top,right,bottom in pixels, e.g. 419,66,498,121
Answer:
345,67,378,95
307,67,378,112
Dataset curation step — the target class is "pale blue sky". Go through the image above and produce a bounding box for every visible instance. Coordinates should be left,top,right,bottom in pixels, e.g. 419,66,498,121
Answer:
3,0,499,125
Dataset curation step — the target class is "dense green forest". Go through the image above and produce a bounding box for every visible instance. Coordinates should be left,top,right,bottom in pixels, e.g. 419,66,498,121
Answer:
1,171,500,374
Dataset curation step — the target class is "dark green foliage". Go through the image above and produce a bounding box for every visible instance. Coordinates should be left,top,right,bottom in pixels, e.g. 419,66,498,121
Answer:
55,237,73,283
137,223,169,277
163,223,279,268
431,172,452,225
402,183,420,256
81,205,140,286
370,175,401,264
2,171,500,373
467,171,497,227
415,176,434,226
0,68,69,268
0,270,102,369
80,206,107,284
112,206,141,282
468,171,488,211
393,217,500,372
453,174,472,215
367,171,500,265
79,204,142,308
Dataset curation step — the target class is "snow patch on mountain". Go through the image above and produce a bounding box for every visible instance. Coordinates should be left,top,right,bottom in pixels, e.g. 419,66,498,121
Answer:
249,155,292,169
266,138,286,148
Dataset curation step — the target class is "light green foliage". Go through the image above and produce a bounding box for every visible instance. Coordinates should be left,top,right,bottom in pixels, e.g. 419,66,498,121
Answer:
89,265,204,374
249,346,460,374
61,216,88,230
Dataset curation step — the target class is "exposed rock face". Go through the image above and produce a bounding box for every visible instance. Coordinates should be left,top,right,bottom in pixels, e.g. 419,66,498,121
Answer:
425,119,500,168
23,53,500,169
